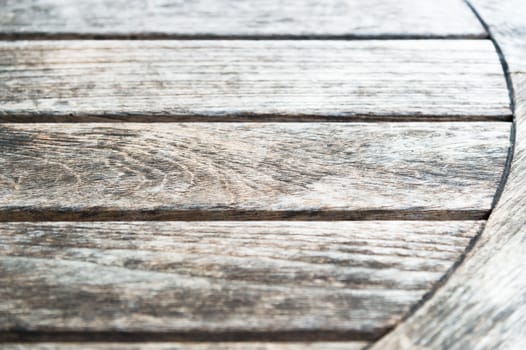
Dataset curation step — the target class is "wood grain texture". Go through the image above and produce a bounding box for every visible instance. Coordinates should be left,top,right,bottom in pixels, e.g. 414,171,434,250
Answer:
0,40,511,122
0,0,485,39
0,122,511,221
371,1,526,349
0,342,369,350
0,221,483,341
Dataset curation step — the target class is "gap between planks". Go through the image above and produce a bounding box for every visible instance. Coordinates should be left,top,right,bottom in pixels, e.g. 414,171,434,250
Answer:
0,209,492,222
0,34,490,41
0,115,513,123
0,342,371,350
0,331,375,343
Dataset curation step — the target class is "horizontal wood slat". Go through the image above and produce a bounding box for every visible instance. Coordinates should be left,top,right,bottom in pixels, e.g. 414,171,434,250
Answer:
0,40,511,122
0,122,511,221
0,0,485,39
0,221,483,340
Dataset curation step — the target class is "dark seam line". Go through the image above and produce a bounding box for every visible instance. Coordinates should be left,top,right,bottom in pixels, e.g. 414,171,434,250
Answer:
0,330,378,343
0,115,513,123
0,209,490,222
0,33,489,41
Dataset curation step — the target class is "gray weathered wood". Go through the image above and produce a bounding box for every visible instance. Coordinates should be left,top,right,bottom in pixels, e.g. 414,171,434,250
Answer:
0,342,370,350
0,40,511,122
0,221,483,341
0,0,485,39
0,122,511,221
371,0,526,349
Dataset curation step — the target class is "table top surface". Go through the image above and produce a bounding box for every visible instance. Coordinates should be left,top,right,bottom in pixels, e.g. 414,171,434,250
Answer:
0,1,524,349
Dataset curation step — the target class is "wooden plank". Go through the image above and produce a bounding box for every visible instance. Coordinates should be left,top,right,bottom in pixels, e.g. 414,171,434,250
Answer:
0,0,485,39
0,40,511,122
371,1,526,349
0,343,370,350
0,122,511,221
0,221,483,341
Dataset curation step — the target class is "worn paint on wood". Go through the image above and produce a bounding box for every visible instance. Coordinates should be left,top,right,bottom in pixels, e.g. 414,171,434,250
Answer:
0,122,511,221
0,221,483,341
371,0,526,349
0,0,485,39
0,40,511,122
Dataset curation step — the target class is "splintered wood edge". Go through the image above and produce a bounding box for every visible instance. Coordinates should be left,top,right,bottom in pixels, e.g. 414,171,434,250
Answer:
371,0,526,349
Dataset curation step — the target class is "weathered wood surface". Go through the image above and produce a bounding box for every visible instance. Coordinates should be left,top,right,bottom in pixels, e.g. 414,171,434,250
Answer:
0,343,369,350
0,221,483,341
0,0,485,39
371,0,526,349
0,1,516,347
0,122,511,221
0,40,511,122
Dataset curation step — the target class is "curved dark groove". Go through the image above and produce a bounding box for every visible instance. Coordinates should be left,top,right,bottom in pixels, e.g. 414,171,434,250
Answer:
370,0,526,347
364,5,519,347
464,0,516,208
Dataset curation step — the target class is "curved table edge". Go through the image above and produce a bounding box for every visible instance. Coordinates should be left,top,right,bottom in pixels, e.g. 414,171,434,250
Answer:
370,0,526,349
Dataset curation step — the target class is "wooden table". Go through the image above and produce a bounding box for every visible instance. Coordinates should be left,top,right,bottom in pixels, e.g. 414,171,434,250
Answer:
0,0,524,349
